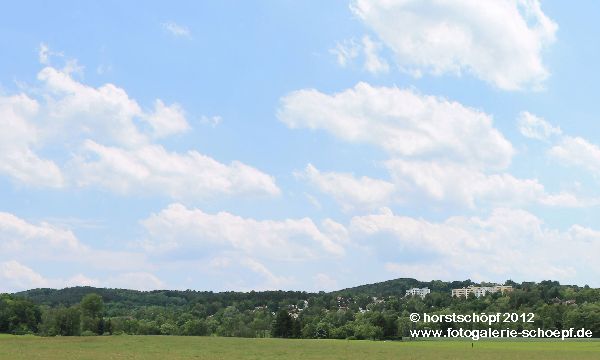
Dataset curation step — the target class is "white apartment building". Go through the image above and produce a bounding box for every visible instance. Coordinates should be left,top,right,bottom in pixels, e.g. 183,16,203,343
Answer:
451,285,513,298
405,287,431,299
493,285,514,294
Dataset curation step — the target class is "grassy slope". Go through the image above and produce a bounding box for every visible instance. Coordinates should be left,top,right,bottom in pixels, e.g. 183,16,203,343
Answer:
1,335,599,360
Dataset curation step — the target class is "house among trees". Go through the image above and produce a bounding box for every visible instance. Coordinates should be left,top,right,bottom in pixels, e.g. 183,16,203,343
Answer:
405,288,431,299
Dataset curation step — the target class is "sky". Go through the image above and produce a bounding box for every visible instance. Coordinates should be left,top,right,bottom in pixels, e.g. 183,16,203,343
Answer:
2,0,600,293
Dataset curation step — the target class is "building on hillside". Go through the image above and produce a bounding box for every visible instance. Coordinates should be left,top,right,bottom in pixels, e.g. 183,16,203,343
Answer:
405,287,431,299
451,285,513,298
493,285,514,294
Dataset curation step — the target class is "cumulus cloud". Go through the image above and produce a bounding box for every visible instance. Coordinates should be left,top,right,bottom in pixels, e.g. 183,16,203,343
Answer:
279,82,514,170
350,0,557,90
0,211,147,272
0,58,279,199
330,36,389,74
362,36,389,74
518,114,600,187
0,94,64,187
0,261,49,291
38,43,50,64
0,260,164,292
299,164,395,211
518,111,562,140
68,141,280,199
549,136,600,176
0,211,84,255
199,115,222,128
144,100,190,138
0,211,165,292
239,258,292,290
330,39,360,67
385,159,592,208
140,203,346,259
38,65,153,148
512,114,600,206
350,207,599,282
162,22,191,38
281,84,592,210
202,255,296,291
38,43,63,65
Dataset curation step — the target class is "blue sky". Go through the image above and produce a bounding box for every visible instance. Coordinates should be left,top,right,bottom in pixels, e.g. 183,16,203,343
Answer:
2,0,600,292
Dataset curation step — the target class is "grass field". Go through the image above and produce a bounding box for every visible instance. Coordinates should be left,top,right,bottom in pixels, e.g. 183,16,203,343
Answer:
1,335,599,359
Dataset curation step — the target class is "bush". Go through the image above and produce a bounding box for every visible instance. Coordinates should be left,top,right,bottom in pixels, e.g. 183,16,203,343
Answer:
81,330,97,336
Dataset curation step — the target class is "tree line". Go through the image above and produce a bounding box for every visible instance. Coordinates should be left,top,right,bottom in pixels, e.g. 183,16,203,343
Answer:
1,279,599,339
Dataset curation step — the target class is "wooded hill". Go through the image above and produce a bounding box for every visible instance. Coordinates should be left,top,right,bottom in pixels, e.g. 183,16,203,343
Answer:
2,278,599,339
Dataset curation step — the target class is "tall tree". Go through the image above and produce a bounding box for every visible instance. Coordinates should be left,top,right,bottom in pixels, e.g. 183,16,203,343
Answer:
271,310,293,338
80,293,104,334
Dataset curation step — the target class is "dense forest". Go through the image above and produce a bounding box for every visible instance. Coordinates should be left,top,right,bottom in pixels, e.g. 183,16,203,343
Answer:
2,278,599,339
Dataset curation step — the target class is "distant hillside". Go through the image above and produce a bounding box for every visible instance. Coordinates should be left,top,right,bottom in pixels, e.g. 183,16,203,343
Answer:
15,278,475,306
15,286,314,309
333,278,477,296
15,277,514,306
5,278,600,339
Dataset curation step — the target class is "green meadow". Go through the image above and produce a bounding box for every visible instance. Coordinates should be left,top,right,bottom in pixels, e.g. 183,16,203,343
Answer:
1,335,599,360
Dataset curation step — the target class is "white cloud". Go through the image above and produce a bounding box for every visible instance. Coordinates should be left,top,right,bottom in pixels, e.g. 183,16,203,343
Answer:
300,164,395,211
140,203,346,259
0,61,279,199
0,211,148,273
518,111,562,140
201,255,296,291
162,22,191,38
281,84,590,211
0,261,99,292
385,159,591,208
200,115,222,127
69,140,280,199
240,258,291,290
0,94,64,187
330,36,388,73
96,64,112,75
38,43,50,64
279,82,514,170
0,261,48,291
144,100,190,138
0,259,164,292
330,39,360,67
39,67,275,198
62,59,84,76
37,66,147,148
362,36,389,74
350,207,598,282
38,43,63,65
350,0,557,90
0,212,165,291
531,121,600,189
305,193,323,210
0,211,84,254
549,136,600,176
